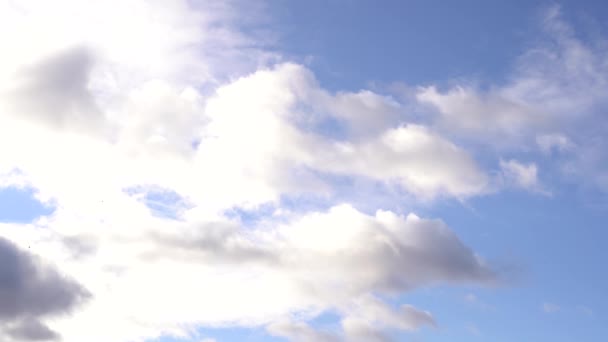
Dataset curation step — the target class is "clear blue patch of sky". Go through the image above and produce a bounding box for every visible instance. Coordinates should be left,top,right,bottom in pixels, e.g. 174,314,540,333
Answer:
124,186,192,220
401,283,605,342
412,183,608,341
269,0,608,92
224,202,277,226
0,186,54,223
270,0,538,91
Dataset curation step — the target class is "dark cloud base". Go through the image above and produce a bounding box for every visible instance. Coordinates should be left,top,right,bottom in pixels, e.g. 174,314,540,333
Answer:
0,237,90,341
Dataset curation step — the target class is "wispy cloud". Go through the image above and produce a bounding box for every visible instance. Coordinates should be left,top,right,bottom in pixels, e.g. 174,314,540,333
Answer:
542,302,561,314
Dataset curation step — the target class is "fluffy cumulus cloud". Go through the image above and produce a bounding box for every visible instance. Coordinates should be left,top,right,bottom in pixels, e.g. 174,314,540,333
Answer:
5,1,605,342
192,63,489,205
0,1,498,341
0,203,494,341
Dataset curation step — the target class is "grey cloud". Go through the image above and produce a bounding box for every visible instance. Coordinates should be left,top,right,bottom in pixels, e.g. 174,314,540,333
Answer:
267,320,393,342
145,205,493,341
341,319,392,342
325,90,401,140
3,47,107,134
0,237,90,340
267,321,340,342
148,210,495,294
146,221,278,265
397,305,436,330
4,317,59,341
61,235,98,259
379,218,495,290
267,299,435,342
279,210,497,298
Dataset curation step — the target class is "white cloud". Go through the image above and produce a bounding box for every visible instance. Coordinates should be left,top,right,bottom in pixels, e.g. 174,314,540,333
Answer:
415,5,608,195
342,295,436,332
417,85,538,142
340,318,390,342
0,203,494,342
267,295,435,342
325,90,401,140
416,5,608,191
499,159,545,193
417,5,608,145
315,124,489,200
267,321,340,342
0,1,503,341
191,63,489,204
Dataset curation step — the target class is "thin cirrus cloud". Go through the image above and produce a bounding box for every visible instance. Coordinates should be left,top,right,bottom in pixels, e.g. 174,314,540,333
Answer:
416,5,608,144
0,1,605,342
499,159,548,195
542,302,561,314
416,5,608,190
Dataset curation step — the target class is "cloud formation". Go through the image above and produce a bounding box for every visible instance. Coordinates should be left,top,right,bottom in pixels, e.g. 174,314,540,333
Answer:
499,159,547,194
0,237,89,341
416,5,608,191
195,63,489,205
5,203,490,341
5,1,606,342
417,6,608,143
268,296,435,342
0,0,500,339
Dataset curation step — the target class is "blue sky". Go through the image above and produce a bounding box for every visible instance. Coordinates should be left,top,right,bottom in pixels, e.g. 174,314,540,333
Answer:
1,1,608,342
272,0,608,88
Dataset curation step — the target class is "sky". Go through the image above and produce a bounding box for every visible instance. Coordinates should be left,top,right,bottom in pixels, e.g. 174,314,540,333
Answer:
0,1,608,341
